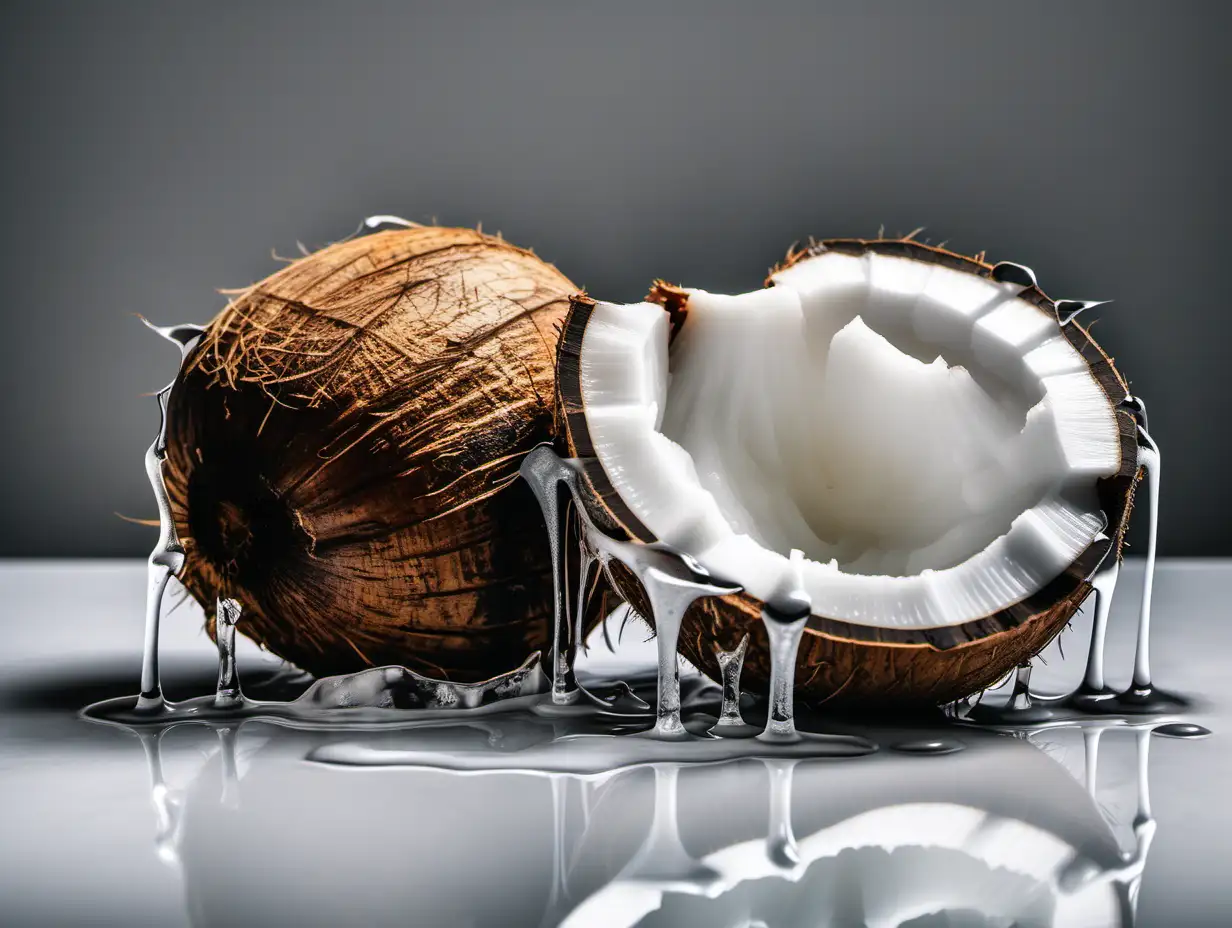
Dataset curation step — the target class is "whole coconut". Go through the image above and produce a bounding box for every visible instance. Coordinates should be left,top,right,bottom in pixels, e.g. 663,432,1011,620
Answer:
163,226,577,682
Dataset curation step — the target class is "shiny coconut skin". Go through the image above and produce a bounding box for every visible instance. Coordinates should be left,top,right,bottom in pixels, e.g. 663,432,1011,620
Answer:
163,227,579,683
557,238,1142,707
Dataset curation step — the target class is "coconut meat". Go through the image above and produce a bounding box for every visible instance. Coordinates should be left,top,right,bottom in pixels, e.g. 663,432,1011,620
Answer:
577,251,1121,629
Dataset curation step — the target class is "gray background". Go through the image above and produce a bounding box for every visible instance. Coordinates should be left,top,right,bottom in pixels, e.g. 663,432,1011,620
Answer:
2,0,1228,558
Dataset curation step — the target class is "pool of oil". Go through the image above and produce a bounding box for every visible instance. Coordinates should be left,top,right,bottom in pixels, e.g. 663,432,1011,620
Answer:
0,559,1228,927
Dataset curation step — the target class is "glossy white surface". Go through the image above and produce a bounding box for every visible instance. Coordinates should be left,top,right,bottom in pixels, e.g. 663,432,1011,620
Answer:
0,559,1227,927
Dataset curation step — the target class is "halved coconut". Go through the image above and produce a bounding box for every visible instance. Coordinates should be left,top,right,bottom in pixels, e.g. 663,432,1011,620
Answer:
557,239,1140,706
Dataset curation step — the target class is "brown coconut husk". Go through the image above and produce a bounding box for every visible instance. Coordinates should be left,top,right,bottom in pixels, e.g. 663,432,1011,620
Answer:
163,226,585,682
557,237,1142,707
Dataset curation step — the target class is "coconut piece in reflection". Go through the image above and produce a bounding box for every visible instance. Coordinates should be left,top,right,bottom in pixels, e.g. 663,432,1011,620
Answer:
170,722,1133,928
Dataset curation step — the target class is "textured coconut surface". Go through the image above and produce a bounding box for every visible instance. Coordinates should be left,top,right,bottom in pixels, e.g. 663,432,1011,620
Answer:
162,228,575,682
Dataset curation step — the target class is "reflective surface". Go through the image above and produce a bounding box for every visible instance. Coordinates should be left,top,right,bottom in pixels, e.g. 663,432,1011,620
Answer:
0,559,1227,927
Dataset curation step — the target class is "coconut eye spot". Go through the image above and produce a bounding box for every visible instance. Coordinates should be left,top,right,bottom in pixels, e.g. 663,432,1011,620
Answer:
576,249,1120,629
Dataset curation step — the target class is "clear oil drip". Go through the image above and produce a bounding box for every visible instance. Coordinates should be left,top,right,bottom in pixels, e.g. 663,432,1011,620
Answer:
136,320,206,713
967,662,1067,726
519,446,579,705
1113,423,1186,713
213,598,243,710
710,634,759,738
759,550,811,744
1063,538,1122,711
1069,403,1185,714
520,444,742,739
967,403,1190,727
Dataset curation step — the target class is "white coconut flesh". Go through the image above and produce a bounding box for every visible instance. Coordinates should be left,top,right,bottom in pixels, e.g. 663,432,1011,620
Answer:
577,251,1121,629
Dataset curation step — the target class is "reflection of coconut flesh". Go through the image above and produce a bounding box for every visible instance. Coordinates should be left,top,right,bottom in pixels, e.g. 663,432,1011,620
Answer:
616,803,1119,928
565,750,1127,928
160,721,1139,928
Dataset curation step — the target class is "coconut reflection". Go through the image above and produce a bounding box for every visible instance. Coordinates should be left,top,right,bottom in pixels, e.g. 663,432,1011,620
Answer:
116,712,1187,928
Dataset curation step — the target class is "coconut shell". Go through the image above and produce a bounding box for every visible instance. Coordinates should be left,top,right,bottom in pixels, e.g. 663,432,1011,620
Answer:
558,238,1141,707
163,226,580,682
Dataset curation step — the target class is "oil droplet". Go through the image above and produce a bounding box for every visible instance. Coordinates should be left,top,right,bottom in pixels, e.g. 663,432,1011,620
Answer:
892,739,964,755
1153,722,1211,739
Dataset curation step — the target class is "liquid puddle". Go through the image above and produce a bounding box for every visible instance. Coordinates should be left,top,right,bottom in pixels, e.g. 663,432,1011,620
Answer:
310,730,874,777
85,647,549,727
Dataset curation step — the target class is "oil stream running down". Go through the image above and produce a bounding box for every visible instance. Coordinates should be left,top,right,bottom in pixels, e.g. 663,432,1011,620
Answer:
134,319,205,713
512,444,875,759
966,391,1188,726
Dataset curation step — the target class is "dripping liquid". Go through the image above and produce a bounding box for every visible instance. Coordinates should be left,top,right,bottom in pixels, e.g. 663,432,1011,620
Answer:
88,340,1199,769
